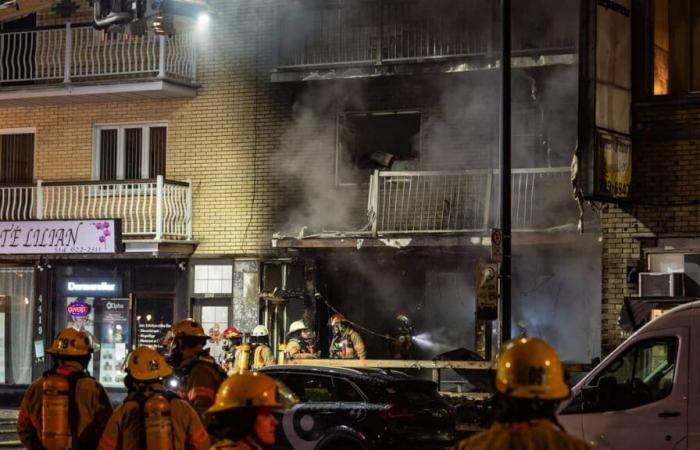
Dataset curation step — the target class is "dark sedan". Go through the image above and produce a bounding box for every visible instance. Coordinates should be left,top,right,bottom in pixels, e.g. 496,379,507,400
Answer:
261,365,457,450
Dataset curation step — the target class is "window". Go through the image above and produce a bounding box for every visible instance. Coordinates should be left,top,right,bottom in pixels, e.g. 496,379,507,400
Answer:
335,378,364,402
275,374,334,402
337,111,421,185
652,0,700,94
193,265,233,295
0,132,34,184
93,124,167,180
583,338,677,412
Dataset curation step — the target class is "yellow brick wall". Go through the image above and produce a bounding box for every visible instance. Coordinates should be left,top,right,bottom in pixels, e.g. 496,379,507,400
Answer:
0,0,287,256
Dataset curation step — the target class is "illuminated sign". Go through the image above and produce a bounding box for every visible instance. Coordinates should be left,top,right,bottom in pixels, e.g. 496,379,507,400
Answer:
67,301,91,317
67,281,116,292
0,220,121,254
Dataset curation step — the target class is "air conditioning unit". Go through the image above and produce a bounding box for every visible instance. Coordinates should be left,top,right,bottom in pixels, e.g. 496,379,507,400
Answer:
638,272,684,297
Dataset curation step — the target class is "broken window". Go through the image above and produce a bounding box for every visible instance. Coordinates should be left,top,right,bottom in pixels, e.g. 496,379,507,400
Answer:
337,111,421,185
94,124,167,180
653,0,700,94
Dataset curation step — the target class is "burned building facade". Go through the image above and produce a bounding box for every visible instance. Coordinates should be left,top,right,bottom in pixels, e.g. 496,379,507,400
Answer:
0,0,602,397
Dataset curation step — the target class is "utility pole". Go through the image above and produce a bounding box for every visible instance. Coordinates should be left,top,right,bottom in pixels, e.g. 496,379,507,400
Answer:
499,0,512,345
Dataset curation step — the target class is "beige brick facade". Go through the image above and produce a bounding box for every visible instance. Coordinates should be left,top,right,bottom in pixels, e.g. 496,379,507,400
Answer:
601,99,700,354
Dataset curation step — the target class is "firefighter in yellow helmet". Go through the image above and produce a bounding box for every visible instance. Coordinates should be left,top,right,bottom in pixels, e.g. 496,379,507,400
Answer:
250,325,275,370
453,337,595,450
18,327,113,450
98,346,210,450
167,319,227,419
205,372,298,449
329,313,366,360
285,320,318,360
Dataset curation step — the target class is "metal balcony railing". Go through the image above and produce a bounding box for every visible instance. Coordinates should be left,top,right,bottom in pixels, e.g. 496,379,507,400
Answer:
367,167,573,235
0,23,197,85
276,0,577,70
0,176,192,240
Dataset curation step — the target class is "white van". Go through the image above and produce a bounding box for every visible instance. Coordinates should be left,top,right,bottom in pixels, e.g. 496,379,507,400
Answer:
558,300,699,450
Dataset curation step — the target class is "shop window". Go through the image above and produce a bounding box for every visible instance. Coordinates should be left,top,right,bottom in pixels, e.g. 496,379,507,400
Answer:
93,124,167,181
0,268,35,385
193,265,233,295
652,0,700,95
0,132,34,184
337,111,421,185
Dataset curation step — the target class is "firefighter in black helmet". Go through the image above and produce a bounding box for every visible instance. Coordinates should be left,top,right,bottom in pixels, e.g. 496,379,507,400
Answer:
98,346,209,450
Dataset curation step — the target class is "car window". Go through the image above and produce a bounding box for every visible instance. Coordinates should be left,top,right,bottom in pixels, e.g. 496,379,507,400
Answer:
385,382,444,407
335,378,364,402
275,374,334,402
585,337,677,412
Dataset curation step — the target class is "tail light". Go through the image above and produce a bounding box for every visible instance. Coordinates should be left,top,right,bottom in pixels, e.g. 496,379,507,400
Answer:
381,404,418,420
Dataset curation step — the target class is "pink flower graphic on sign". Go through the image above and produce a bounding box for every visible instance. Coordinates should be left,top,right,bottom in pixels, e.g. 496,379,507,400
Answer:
92,221,112,248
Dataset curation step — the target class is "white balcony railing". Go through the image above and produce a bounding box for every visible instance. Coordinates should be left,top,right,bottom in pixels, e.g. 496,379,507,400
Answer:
0,176,192,241
0,23,196,85
367,167,573,235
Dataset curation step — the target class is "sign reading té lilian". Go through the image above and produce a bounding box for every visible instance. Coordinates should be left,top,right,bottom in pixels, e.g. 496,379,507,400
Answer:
0,220,121,254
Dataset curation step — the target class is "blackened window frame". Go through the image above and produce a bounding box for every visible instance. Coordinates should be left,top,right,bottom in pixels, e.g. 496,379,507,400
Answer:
336,110,423,186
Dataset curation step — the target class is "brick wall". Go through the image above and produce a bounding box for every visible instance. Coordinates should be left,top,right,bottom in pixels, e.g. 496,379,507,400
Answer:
0,0,575,259
601,98,700,353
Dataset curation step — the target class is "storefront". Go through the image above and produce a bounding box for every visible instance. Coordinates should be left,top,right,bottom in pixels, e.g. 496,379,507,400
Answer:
0,219,190,401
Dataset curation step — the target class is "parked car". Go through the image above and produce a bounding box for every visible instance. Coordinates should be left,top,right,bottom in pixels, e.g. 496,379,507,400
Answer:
260,365,457,450
558,300,700,450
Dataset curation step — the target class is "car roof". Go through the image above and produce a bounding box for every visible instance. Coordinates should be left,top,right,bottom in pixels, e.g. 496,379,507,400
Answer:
260,364,435,385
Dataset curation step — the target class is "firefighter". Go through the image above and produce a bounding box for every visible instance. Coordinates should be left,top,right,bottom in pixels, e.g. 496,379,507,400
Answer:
285,320,317,360
18,327,113,450
329,313,366,360
98,346,210,450
167,319,227,419
390,314,416,360
453,337,596,450
221,327,243,374
205,372,297,450
250,325,274,370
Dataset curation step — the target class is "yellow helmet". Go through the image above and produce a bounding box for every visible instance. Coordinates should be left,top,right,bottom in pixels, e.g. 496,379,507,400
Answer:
206,372,298,415
47,328,93,356
171,319,208,338
126,346,173,381
494,337,570,401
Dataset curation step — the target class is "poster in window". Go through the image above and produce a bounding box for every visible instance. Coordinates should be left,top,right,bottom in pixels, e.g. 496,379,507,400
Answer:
66,297,96,375
596,130,632,199
94,298,130,387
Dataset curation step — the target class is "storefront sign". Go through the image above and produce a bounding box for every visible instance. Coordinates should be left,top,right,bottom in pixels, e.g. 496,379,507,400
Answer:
63,278,123,297
0,220,121,254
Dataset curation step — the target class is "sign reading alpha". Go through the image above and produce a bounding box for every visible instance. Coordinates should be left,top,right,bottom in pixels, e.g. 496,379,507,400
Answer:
0,220,121,254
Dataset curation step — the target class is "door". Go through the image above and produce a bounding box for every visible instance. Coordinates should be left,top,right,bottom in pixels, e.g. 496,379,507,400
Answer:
192,298,231,365
578,330,688,450
133,296,174,352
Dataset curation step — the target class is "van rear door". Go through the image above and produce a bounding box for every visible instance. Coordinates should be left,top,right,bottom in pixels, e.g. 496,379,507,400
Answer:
576,329,688,450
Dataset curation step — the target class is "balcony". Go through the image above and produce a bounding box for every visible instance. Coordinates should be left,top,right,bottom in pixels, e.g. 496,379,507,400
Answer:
274,167,577,249
0,23,197,106
272,0,578,82
0,176,193,251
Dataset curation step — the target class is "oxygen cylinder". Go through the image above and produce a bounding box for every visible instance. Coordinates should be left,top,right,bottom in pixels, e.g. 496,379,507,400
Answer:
144,394,173,450
236,344,251,372
277,344,287,365
41,374,71,450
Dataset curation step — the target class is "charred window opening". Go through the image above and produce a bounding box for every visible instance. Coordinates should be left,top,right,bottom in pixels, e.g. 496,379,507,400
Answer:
94,124,167,180
0,133,33,184
337,111,421,185
652,0,700,95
